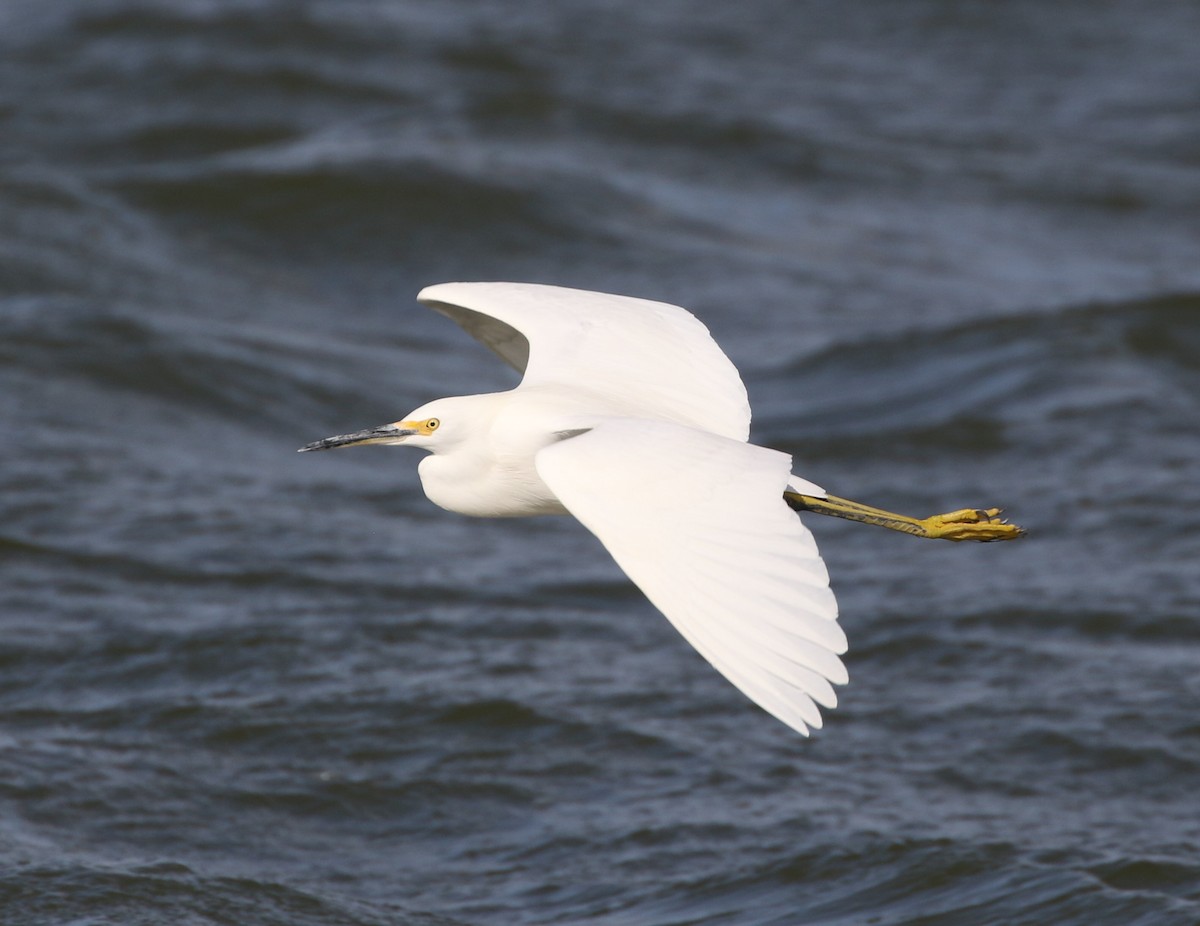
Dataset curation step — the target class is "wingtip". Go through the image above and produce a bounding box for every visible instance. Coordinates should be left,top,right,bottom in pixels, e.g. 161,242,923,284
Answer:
417,281,562,307
417,281,487,306
415,282,446,305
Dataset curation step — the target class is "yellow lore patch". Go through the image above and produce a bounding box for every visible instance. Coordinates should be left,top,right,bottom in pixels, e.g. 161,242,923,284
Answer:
398,417,440,436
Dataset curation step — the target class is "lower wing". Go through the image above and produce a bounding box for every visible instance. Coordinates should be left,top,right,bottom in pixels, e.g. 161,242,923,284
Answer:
535,419,847,736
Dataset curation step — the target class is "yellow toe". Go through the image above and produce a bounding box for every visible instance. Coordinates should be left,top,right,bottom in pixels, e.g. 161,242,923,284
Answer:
921,508,1026,542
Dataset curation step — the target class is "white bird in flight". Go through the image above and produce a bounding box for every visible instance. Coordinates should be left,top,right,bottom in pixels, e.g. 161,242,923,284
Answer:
301,282,1022,736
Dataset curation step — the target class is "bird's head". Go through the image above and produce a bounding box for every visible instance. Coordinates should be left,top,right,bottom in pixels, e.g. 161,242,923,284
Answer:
298,398,461,455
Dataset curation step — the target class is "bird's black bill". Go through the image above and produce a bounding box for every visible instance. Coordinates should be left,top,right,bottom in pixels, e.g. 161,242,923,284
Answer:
297,424,415,453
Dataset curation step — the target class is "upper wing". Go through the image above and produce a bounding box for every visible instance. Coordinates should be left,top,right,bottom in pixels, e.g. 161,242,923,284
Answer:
535,419,846,736
418,282,751,441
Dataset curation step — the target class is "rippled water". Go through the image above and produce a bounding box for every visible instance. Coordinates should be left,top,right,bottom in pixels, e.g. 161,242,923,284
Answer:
3,2,1200,923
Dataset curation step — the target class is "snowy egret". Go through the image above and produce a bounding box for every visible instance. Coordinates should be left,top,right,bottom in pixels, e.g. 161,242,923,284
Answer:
300,283,1022,735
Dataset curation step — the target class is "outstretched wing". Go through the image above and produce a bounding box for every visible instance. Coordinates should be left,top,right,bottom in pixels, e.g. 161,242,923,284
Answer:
418,282,751,441
535,419,846,736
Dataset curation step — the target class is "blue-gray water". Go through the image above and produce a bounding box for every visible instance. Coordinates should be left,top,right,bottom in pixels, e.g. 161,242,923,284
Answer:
3,2,1200,923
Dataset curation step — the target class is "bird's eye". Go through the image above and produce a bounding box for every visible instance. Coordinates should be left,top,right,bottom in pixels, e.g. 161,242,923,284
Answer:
426,418,440,431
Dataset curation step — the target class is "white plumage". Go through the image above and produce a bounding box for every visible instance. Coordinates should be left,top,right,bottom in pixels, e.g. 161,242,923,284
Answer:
537,418,844,734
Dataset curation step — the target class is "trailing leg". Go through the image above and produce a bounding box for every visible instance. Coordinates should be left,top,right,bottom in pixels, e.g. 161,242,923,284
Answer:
784,491,1024,542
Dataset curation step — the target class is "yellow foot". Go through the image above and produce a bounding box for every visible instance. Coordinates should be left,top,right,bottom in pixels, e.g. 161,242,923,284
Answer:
920,508,1025,542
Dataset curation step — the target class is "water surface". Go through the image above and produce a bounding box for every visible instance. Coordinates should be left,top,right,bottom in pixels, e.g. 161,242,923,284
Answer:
3,2,1200,923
